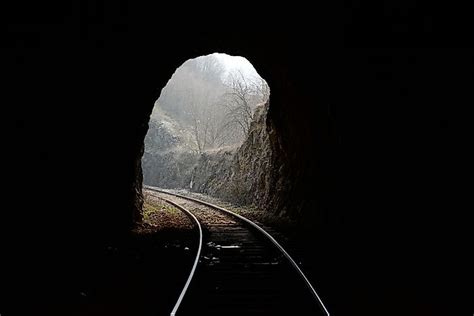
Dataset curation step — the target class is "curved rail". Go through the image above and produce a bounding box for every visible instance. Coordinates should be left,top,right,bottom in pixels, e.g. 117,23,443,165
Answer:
160,198,203,316
146,186,330,316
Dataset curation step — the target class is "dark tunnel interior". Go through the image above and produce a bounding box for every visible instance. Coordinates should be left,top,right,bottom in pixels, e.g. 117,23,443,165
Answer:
5,3,472,315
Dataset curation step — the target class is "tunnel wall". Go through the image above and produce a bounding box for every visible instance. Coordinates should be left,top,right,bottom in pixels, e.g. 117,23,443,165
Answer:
7,5,470,314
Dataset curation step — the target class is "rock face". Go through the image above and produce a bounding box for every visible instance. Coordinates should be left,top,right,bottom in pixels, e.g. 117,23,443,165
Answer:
142,150,197,189
142,119,198,189
191,102,276,206
143,101,280,213
180,100,293,219
141,112,238,191
143,100,293,219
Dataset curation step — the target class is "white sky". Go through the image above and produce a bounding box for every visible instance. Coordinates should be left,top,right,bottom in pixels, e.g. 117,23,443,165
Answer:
213,53,261,81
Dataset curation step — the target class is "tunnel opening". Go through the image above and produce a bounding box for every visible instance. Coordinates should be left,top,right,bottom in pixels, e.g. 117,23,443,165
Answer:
137,54,335,315
140,53,271,227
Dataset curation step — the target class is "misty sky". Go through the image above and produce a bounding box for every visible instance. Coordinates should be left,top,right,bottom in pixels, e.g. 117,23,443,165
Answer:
213,53,260,82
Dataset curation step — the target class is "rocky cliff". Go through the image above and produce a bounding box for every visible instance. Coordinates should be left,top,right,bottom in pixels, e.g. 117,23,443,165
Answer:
142,118,199,189
188,101,290,217
143,99,296,219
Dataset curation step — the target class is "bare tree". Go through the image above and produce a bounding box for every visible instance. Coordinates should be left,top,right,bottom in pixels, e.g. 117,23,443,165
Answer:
253,76,270,104
150,55,270,155
196,56,226,84
187,88,231,154
187,90,208,154
204,102,234,148
222,71,270,137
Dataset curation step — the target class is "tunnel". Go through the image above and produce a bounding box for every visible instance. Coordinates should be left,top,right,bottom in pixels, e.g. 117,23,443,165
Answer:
6,4,471,316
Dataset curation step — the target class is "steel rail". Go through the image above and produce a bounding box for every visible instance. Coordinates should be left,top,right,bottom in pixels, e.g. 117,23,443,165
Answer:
146,186,330,316
159,197,203,316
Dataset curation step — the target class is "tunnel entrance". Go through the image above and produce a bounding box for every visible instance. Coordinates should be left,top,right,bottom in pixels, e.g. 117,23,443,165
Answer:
141,53,269,210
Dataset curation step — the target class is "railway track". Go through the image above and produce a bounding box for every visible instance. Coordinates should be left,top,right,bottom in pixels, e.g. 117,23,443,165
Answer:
145,186,330,316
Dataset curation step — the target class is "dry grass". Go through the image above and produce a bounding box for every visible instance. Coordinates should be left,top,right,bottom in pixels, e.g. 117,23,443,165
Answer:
134,190,194,234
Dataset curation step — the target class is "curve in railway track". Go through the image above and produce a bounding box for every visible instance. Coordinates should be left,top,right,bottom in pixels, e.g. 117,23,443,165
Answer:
145,186,330,316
